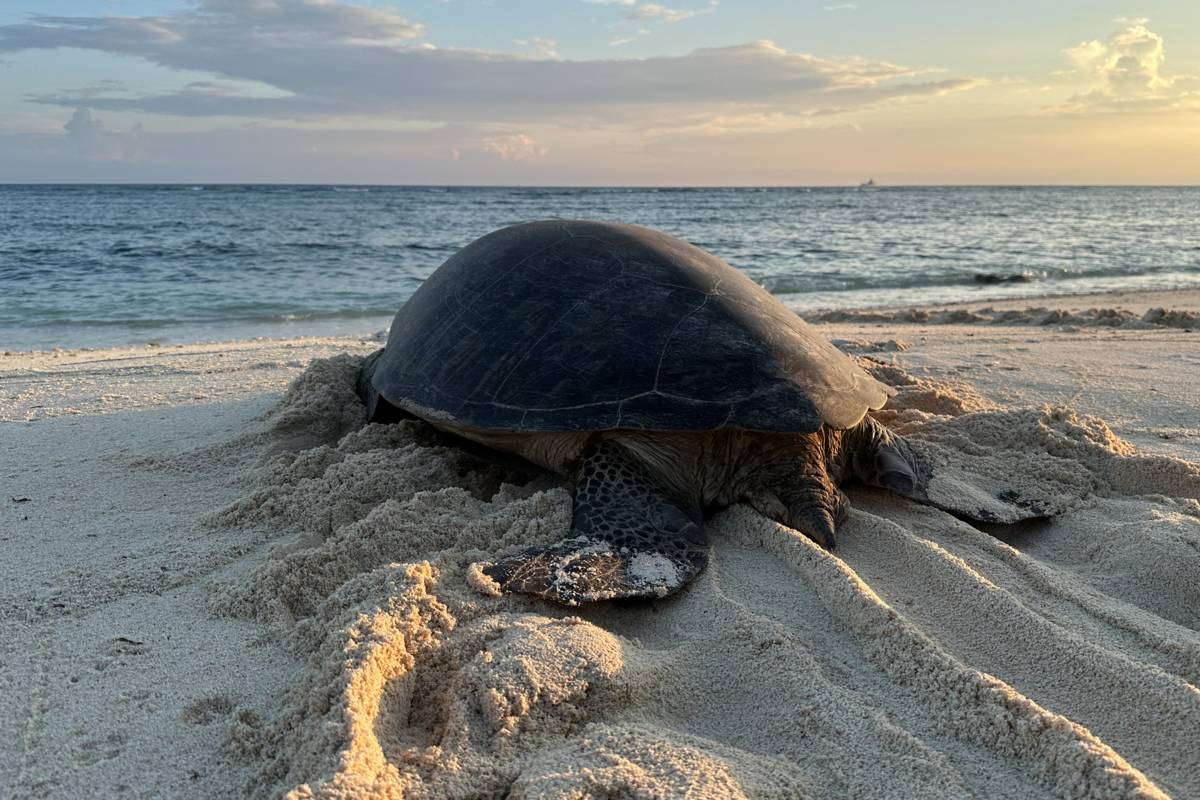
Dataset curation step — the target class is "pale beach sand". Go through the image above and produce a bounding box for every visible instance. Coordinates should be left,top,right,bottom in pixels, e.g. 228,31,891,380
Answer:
2,290,1198,799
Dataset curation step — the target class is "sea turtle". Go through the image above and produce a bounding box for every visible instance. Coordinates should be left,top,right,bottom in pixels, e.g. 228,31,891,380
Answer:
357,220,1032,605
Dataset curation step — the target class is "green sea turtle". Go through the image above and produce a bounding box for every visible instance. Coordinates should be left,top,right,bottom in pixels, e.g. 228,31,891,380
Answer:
357,220,1037,605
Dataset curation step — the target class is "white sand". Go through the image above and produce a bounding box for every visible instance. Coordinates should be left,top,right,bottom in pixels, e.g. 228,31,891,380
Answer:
2,293,1198,799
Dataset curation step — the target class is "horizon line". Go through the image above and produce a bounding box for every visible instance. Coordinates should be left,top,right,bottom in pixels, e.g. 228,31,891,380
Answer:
3,182,1200,189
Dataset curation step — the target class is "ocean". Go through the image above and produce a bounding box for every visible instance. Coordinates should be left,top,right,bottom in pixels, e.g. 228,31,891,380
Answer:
2,185,1198,351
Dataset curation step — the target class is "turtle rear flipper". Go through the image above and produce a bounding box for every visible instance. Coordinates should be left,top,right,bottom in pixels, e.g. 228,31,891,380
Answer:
357,348,414,424
482,441,706,605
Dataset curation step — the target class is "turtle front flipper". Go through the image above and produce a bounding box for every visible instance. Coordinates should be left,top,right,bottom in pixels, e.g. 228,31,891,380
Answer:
481,440,707,605
849,416,1059,524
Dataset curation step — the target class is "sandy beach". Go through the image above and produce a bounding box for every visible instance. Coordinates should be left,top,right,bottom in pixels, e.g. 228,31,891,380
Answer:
2,290,1198,799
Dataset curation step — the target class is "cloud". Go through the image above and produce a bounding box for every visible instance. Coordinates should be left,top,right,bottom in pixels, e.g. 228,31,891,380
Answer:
0,1,973,127
71,79,128,98
195,0,424,43
626,2,717,23
481,133,549,160
823,4,857,11
610,28,650,47
1067,21,1168,94
513,37,559,58
0,114,571,182
1056,20,1198,113
0,0,981,165
62,107,142,159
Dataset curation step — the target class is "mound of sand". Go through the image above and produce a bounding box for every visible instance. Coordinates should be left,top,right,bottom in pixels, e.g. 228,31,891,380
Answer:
206,355,1200,799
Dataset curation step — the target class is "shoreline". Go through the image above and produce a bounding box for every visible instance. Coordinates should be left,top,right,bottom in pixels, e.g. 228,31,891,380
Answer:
5,285,1198,357
870,285,1200,317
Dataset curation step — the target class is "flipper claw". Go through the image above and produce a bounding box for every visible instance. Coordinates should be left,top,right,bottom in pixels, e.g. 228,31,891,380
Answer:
788,505,838,549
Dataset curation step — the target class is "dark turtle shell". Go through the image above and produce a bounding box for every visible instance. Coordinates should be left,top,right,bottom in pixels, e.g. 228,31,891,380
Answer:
367,220,890,433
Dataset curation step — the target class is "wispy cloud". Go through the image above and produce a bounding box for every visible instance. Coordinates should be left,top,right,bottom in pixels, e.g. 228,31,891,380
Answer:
0,0,997,182
0,2,973,126
610,28,650,47
626,2,718,24
1,2,1196,184
513,37,559,58
70,78,128,98
199,0,424,42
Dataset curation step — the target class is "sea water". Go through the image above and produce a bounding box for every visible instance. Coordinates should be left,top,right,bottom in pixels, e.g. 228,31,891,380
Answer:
1,185,1197,351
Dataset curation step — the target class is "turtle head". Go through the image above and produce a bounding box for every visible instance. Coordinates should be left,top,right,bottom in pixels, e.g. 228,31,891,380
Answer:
846,416,928,501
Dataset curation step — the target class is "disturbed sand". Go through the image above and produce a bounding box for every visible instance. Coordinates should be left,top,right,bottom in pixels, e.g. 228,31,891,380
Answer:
1,292,1198,799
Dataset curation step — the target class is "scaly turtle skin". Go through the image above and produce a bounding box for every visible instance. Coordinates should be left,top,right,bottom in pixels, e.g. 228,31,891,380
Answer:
358,220,1031,605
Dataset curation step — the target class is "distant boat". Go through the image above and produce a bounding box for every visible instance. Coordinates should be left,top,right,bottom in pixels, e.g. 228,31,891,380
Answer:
858,178,878,189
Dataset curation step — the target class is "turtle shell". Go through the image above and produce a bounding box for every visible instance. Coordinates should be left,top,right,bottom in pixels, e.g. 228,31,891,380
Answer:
369,220,890,433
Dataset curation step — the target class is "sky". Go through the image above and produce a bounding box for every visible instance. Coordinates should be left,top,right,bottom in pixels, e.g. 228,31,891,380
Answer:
0,1,1197,184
